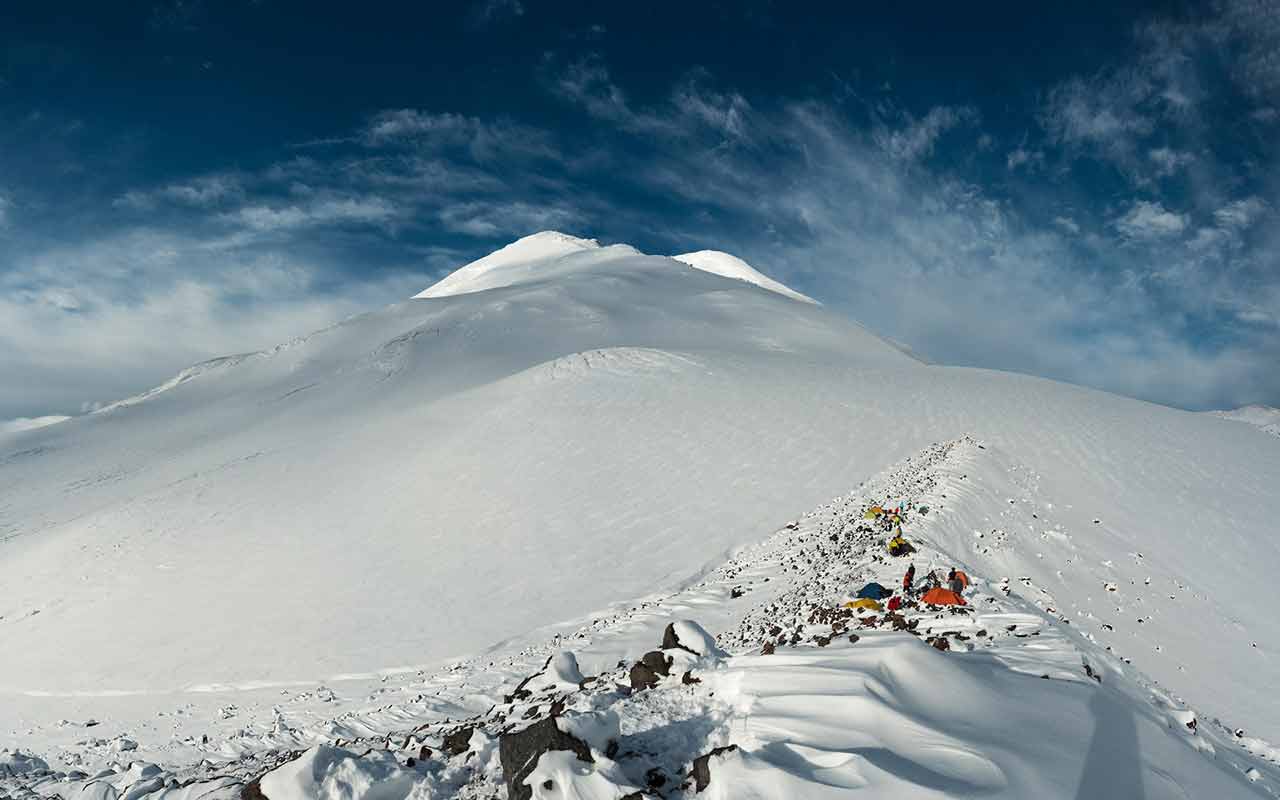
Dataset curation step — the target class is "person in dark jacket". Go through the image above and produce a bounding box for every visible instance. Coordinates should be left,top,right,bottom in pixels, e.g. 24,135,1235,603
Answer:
903,564,916,595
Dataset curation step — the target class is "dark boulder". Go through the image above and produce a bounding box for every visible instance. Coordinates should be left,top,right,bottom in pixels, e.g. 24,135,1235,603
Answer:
629,650,673,691
441,725,475,757
499,717,593,800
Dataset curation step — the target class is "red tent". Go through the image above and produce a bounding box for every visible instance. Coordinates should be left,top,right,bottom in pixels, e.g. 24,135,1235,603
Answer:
921,587,966,606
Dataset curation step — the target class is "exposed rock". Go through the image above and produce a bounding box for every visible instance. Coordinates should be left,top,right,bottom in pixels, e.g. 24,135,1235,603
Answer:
441,725,475,757
240,778,267,800
629,661,661,692
499,717,593,800
688,744,739,792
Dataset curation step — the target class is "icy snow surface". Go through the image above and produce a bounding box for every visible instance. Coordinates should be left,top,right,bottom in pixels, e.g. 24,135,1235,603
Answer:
3,232,1280,798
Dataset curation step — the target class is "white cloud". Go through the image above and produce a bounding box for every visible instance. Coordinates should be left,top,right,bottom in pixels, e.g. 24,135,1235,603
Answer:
438,201,580,238
1006,148,1043,170
1218,0,1280,100
1213,197,1268,230
550,59,761,143
1148,146,1193,176
0,230,430,419
875,106,978,161
361,109,557,162
1114,200,1188,239
1042,75,1155,150
671,77,753,141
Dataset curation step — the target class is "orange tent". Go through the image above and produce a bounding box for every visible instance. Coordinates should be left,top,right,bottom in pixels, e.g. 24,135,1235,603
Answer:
921,587,966,606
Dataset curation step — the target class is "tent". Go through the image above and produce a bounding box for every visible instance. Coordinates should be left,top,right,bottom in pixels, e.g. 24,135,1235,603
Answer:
846,598,884,612
920,588,966,606
863,506,883,519
856,582,893,600
887,537,915,556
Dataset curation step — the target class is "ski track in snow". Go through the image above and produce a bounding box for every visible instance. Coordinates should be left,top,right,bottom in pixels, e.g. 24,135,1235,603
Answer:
5,438,1277,799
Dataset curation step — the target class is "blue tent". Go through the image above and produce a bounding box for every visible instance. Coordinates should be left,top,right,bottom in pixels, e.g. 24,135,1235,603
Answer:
856,582,893,600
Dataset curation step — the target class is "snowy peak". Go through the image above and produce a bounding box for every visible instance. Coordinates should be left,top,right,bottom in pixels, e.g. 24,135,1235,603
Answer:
673,250,817,304
414,232,816,306
413,231,603,298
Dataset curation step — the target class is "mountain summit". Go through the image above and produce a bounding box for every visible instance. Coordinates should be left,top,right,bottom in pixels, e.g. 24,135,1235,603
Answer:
414,231,815,305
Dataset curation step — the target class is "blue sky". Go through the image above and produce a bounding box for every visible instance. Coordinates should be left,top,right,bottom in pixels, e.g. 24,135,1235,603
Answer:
2,0,1278,419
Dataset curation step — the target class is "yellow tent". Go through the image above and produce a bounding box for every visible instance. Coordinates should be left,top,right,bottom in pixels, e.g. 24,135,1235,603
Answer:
845,598,884,612
863,506,884,519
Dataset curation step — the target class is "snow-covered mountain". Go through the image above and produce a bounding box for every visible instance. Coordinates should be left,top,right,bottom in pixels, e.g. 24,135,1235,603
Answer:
1209,404,1280,437
3,232,1279,798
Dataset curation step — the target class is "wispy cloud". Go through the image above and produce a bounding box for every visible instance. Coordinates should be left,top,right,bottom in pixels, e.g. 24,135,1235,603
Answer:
875,105,978,161
227,196,398,232
1147,146,1193,176
114,174,243,210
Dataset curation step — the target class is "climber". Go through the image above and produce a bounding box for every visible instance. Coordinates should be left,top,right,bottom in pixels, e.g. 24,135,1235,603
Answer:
903,563,916,595
947,568,965,594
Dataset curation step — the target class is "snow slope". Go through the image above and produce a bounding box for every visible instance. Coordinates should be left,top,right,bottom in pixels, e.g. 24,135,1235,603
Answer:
5,438,1275,799
4,231,1280,778
1209,405,1280,437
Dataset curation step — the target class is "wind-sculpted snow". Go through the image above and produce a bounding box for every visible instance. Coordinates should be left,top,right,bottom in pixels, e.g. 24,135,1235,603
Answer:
3,233,1280,787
